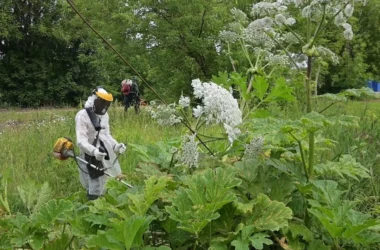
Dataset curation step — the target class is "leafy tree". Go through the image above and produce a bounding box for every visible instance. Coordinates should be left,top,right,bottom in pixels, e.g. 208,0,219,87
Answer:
0,0,103,106
320,4,369,93
356,0,380,80
71,0,255,102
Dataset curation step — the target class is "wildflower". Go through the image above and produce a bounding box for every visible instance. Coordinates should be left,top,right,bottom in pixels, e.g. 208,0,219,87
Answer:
178,133,199,168
244,136,264,159
191,79,242,143
341,23,353,40
316,46,339,65
193,105,204,118
344,4,354,17
293,0,303,7
334,12,346,26
150,103,182,126
244,18,276,49
275,14,287,25
301,6,311,18
224,124,241,143
343,29,353,40
179,95,190,108
285,17,296,26
266,54,289,66
283,32,300,44
341,23,352,31
243,28,276,49
228,22,244,33
250,17,274,31
220,30,239,44
251,2,280,17
231,8,248,23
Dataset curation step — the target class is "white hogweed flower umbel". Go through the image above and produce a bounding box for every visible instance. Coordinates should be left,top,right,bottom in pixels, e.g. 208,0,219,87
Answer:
150,103,182,126
244,136,265,159
231,7,248,23
344,4,354,17
343,29,353,40
219,30,239,43
191,79,242,143
316,46,339,65
293,0,304,7
178,133,199,168
275,14,287,25
285,17,296,25
179,95,190,108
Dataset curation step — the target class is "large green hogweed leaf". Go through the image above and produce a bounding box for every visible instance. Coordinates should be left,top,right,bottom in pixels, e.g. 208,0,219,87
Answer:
231,225,273,250
240,194,293,231
128,175,171,216
165,167,240,235
87,214,154,250
315,155,370,181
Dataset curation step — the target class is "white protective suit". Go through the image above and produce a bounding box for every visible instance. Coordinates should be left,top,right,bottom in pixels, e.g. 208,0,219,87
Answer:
75,93,123,197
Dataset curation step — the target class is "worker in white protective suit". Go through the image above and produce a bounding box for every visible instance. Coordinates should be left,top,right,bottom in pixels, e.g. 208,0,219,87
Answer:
75,86,127,200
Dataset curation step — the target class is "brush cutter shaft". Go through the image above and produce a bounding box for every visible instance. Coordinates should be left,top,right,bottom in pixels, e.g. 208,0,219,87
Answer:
74,156,133,188
59,148,133,188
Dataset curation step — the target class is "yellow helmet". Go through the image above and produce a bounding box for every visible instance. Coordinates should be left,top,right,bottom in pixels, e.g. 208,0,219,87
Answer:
93,87,113,101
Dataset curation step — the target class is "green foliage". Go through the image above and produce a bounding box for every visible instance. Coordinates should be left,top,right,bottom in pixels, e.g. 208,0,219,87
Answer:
0,199,77,249
308,180,380,246
242,193,293,231
166,167,240,235
212,72,295,117
87,215,154,250
231,225,272,250
235,159,295,204
315,154,370,181
0,179,11,215
287,221,314,242
17,180,52,215
252,76,269,101
128,175,171,216
129,139,180,172
0,0,103,107
265,78,295,103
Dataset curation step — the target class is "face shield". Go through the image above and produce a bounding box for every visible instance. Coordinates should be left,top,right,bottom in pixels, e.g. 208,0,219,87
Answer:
92,87,113,115
94,97,111,115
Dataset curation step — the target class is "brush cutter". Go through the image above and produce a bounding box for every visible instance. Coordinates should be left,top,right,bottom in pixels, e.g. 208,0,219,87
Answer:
52,137,133,188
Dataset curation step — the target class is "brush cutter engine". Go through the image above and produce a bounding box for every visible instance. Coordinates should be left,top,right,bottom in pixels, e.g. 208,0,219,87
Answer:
53,137,75,160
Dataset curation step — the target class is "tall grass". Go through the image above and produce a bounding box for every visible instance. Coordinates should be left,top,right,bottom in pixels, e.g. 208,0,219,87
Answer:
320,100,380,214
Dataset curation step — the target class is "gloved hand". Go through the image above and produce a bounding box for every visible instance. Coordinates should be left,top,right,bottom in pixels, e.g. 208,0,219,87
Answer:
93,148,107,161
114,143,127,154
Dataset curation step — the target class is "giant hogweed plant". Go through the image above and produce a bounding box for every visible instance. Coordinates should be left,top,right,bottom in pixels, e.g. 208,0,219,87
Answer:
219,0,369,178
214,0,380,247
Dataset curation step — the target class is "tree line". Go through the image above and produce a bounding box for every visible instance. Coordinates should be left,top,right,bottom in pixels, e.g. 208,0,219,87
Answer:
0,0,379,107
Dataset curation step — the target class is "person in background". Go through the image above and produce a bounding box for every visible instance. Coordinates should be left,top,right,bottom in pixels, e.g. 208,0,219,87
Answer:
75,86,127,200
121,78,140,113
